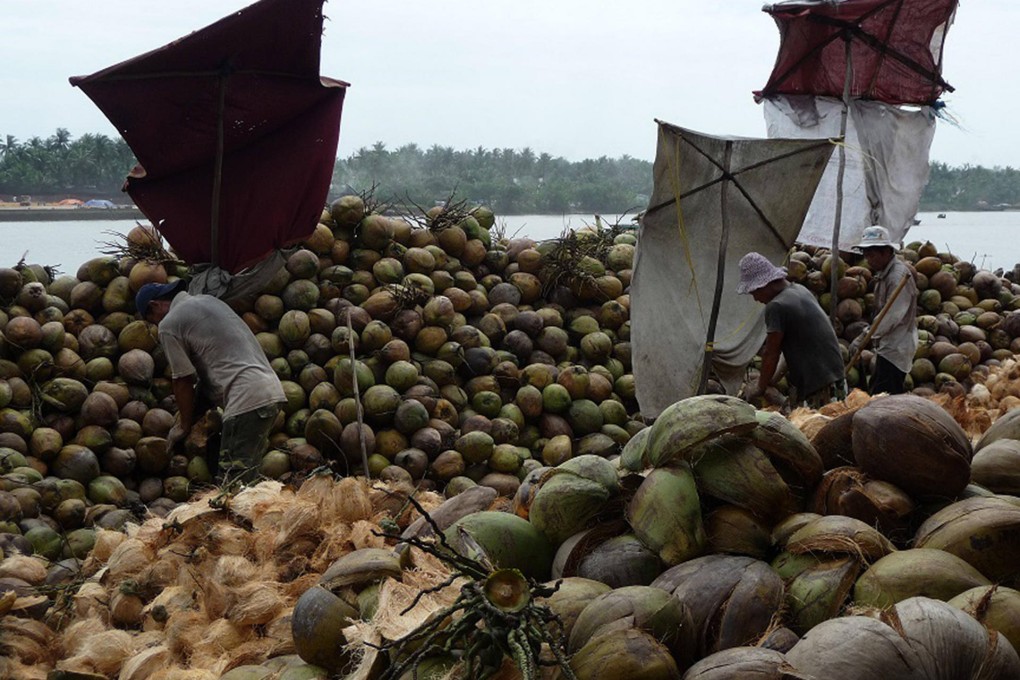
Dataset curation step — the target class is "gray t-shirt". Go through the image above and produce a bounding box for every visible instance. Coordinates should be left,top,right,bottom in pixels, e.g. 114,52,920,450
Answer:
764,283,845,398
158,292,285,420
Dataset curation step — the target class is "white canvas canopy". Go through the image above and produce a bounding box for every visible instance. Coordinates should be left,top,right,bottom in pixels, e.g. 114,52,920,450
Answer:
763,95,937,250
631,122,834,419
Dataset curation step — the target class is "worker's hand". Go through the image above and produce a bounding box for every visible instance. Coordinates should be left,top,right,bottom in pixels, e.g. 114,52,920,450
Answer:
848,331,869,358
166,421,189,452
743,382,765,405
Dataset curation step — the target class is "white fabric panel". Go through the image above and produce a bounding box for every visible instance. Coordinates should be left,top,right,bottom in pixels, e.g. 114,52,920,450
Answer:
763,95,935,251
631,122,833,419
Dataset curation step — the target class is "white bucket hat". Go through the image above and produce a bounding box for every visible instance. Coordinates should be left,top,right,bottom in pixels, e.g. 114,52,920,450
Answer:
736,252,787,294
856,225,894,249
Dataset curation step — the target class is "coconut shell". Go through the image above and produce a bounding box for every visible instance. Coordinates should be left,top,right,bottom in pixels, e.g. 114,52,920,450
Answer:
553,531,663,589
568,627,681,680
626,464,706,566
692,438,799,521
651,554,784,662
749,410,824,492
786,613,927,679
645,395,758,468
779,554,860,635
567,585,689,660
970,440,1020,495
537,576,612,642
785,514,895,563
682,647,813,680
948,585,1020,653
975,407,1020,452
914,496,1020,588
851,395,972,499
528,472,611,546
854,548,992,609
704,505,773,560
808,409,857,470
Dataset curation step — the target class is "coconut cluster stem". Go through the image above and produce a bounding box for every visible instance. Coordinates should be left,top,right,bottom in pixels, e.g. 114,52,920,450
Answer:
369,492,576,680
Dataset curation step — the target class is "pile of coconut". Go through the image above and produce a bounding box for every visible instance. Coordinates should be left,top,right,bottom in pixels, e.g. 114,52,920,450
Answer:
5,380,1020,679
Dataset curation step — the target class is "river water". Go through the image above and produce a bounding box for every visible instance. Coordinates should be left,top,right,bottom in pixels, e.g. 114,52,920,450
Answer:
1,211,1018,277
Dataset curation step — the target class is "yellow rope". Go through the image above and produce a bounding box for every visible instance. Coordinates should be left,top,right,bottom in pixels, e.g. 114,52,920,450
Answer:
660,126,706,326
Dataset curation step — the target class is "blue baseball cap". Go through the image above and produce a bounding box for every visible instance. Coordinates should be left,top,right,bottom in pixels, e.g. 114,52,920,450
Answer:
135,280,185,316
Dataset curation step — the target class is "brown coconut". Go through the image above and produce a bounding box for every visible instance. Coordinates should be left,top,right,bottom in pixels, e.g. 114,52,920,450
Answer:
851,394,972,499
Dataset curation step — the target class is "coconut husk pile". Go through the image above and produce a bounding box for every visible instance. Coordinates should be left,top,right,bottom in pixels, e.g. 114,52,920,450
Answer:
0,475,464,679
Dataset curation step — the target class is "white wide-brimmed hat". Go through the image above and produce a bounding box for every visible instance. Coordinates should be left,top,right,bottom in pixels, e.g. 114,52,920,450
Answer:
856,225,894,249
736,252,787,295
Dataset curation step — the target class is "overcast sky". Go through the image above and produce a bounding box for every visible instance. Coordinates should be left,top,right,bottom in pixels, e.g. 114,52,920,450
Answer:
2,0,1014,167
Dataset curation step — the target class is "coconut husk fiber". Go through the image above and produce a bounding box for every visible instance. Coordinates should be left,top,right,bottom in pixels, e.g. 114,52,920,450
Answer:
949,585,1020,653
851,394,973,499
3,476,445,678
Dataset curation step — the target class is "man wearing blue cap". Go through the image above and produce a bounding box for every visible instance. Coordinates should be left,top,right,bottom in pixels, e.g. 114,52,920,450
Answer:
136,280,285,489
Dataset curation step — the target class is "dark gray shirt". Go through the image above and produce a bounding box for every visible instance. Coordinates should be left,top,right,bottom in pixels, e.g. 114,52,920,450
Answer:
764,283,845,398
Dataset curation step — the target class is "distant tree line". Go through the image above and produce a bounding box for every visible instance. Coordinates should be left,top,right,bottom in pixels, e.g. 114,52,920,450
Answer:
1,130,1017,213
331,142,651,215
0,129,135,198
920,162,1020,211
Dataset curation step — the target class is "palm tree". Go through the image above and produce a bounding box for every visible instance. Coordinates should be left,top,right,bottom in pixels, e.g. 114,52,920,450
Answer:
0,135,17,158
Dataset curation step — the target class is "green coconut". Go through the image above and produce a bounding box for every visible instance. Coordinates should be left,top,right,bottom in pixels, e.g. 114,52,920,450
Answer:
528,472,611,546
279,310,312,349
626,464,706,565
52,444,101,485
455,430,494,465
646,395,758,468
444,511,553,579
282,279,320,311
854,548,992,609
40,377,89,413
305,409,343,459
691,437,798,521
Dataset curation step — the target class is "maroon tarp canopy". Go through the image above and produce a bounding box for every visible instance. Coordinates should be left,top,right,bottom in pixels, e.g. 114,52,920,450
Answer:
70,0,347,273
755,0,957,105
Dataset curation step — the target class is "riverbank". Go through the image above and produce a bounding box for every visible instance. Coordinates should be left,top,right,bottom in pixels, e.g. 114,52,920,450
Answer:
0,206,145,222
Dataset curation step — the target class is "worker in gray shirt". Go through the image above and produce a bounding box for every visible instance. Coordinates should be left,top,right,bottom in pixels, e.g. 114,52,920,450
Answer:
136,280,286,489
848,226,918,395
738,252,847,408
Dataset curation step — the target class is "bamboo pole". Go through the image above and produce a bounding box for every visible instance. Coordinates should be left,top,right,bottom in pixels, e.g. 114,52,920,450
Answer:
830,35,853,324
346,313,371,478
845,273,911,375
828,34,852,326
